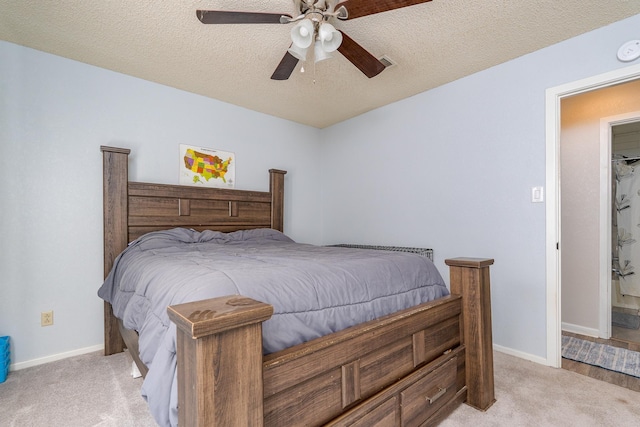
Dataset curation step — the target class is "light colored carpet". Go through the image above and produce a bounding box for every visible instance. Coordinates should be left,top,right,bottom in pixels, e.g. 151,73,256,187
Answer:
0,350,155,427
441,351,640,427
2,350,640,426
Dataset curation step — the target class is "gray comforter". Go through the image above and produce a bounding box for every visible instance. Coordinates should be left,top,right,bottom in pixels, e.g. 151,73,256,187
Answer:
98,228,449,427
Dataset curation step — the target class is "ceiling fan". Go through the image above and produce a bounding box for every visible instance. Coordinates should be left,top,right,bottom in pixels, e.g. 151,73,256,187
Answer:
196,0,433,80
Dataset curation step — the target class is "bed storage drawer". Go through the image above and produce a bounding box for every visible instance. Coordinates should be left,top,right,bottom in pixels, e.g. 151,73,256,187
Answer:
400,357,457,427
347,396,398,427
326,354,459,427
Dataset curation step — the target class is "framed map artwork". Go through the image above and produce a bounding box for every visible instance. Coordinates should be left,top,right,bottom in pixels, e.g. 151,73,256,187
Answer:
179,144,235,188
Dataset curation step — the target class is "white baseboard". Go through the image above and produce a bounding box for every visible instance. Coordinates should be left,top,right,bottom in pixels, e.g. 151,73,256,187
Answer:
494,343,549,366
561,322,599,338
11,344,104,371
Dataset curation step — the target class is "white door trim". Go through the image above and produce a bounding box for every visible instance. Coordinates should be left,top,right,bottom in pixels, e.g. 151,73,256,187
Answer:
545,63,640,368
599,116,612,340
599,111,640,340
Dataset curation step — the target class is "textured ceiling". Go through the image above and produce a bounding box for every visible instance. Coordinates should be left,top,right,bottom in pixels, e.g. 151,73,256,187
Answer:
1,1,640,128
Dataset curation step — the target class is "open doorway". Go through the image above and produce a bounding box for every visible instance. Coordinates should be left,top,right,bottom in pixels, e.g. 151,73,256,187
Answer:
557,84,640,345
557,86,640,341
610,120,640,344
545,63,640,368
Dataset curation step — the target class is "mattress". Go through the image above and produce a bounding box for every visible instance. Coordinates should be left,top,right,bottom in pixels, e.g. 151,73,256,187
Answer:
98,227,449,427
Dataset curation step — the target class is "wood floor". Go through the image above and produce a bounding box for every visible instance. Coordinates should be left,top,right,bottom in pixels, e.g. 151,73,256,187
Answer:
562,330,640,392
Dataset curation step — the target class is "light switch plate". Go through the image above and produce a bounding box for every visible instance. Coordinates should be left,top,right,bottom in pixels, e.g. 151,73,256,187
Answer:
532,186,544,203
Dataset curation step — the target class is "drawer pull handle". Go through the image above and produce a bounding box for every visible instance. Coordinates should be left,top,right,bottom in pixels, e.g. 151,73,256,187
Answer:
425,387,447,404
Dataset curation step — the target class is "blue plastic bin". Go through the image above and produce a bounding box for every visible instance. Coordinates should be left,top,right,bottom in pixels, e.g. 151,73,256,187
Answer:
0,336,9,383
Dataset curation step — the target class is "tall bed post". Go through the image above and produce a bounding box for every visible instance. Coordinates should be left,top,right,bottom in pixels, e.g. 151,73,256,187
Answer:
269,169,286,232
101,146,131,356
445,257,495,410
168,296,273,427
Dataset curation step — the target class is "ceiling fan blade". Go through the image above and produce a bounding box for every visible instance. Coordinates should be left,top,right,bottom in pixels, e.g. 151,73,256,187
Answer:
337,31,386,78
197,10,292,24
271,51,299,81
335,0,432,20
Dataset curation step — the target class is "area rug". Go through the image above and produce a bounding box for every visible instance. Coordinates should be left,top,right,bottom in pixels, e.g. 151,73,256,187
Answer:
612,310,640,329
562,335,640,378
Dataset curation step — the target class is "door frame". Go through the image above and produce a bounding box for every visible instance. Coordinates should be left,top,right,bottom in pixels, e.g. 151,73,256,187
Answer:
600,112,640,341
545,63,640,368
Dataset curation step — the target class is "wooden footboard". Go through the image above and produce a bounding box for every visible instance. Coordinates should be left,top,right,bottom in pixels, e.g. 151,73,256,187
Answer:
168,258,494,427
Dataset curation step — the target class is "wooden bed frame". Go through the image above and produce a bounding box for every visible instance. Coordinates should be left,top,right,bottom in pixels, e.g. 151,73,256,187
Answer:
101,146,495,426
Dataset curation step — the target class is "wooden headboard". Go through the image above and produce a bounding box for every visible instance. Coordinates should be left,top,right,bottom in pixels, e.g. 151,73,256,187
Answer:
100,145,286,355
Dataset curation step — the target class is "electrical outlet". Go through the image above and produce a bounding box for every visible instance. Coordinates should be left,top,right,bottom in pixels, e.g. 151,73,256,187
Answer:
41,310,54,326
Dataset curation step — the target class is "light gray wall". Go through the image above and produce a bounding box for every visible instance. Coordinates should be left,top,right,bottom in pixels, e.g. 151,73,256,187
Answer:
320,14,640,360
3,12,640,368
0,41,322,366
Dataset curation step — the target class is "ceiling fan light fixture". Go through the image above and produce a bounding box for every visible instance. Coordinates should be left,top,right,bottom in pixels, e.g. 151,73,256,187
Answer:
288,44,309,61
198,0,437,81
318,23,342,52
314,41,333,63
291,20,314,49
